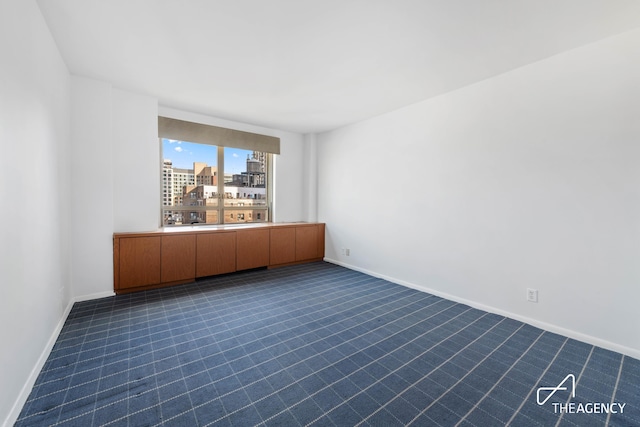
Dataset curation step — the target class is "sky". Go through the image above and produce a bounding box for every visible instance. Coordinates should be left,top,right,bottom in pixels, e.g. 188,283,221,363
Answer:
162,139,250,174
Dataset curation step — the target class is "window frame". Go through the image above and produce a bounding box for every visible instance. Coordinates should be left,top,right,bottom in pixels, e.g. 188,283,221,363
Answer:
160,141,273,227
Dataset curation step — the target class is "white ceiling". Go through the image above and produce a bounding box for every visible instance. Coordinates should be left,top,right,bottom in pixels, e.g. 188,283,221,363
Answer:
36,0,640,134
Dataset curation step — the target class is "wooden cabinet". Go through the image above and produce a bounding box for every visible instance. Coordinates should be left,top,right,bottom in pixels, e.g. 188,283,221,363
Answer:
161,234,196,283
270,227,296,265
295,224,319,261
114,223,324,294
236,228,270,271
269,223,326,266
196,232,236,277
116,236,161,290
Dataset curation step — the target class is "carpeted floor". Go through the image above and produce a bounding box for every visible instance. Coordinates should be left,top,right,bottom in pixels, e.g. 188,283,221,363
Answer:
16,262,640,426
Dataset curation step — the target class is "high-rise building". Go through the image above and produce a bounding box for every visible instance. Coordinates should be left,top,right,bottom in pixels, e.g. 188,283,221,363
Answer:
163,160,198,224
162,160,174,206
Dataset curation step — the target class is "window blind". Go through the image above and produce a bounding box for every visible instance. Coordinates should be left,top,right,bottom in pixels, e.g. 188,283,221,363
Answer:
158,116,280,154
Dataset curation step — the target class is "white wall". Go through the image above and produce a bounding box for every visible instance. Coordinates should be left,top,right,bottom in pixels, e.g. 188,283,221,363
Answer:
112,89,160,231
318,29,640,358
303,133,319,222
70,77,114,298
0,0,72,424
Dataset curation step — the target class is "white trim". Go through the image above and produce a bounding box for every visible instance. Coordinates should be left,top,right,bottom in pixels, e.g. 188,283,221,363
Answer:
324,258,640,360
73,291,115,303
3,291,115,427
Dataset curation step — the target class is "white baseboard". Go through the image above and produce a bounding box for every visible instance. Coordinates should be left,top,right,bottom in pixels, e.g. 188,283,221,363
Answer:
3,291,115,427
324,258,640,360
74,290,116,303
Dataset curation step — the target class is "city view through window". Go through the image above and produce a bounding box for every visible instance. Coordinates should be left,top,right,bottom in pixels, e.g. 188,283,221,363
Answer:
161,139,269,226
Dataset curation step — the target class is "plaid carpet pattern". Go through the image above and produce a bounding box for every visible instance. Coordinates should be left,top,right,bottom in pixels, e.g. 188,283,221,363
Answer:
16,262,639,426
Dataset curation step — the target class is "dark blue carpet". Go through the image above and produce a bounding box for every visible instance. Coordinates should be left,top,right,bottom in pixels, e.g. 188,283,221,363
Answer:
16,262,640,426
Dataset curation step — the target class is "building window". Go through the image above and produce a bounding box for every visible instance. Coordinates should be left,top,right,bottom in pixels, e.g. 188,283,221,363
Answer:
161,139,271,226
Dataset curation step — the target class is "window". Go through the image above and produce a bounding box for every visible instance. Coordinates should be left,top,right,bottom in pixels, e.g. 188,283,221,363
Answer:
161,140,272,226
158,117,279,227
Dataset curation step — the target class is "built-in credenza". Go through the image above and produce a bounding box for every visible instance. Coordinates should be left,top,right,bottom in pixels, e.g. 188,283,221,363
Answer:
113,223,325,294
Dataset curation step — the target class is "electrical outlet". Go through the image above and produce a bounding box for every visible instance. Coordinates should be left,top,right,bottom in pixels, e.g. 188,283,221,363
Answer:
527,288,538,303
345,248,350,256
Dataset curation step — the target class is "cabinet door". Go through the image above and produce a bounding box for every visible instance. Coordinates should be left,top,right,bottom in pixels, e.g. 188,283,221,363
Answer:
236,228,270,270
295,225,319,261
270,227,296,265
118,236,161,289
161,234,196,283
196,232,236,277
